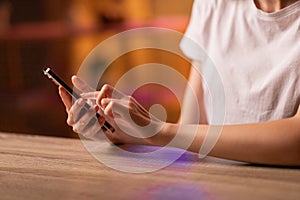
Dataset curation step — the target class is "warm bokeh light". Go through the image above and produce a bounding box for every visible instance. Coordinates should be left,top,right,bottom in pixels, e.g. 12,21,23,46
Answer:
0,0,193,137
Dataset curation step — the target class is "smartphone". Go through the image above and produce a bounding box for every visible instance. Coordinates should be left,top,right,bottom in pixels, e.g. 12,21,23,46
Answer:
43,67,115,133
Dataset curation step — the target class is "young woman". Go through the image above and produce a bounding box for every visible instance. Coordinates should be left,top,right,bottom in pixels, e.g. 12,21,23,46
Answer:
59,0,300,166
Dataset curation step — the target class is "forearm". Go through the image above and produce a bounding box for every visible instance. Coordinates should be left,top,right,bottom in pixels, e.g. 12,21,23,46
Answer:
156,116,300,166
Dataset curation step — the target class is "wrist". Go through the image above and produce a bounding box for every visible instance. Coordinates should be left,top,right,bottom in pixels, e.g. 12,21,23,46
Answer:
146,122,209,154
146,122,177,147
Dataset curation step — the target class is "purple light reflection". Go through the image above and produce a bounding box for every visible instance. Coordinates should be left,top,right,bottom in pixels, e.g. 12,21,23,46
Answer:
120,144,199,167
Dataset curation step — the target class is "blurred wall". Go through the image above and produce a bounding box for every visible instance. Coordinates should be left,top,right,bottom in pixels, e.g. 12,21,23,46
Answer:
0,0,193,137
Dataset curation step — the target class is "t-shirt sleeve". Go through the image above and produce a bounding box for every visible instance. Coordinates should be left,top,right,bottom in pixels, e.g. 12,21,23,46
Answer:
180,0,211,62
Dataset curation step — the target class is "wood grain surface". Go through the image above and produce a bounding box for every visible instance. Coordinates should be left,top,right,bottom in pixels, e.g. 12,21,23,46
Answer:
0,132,299,200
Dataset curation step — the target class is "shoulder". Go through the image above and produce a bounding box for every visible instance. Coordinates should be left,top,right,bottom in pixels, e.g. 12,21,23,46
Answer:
193,0,247,17
195,0,241,8
193,0,217,13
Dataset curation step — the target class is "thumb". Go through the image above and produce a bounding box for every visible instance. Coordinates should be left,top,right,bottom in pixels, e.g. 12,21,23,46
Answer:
72,75,95,93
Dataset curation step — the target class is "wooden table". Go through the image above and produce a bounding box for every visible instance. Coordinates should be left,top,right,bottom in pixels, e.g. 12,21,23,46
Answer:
0,132,299,200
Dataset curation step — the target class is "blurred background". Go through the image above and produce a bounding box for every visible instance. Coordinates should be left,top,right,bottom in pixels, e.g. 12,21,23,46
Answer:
0,0,193,138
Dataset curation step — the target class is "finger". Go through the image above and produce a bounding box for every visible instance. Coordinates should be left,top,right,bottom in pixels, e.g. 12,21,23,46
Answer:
95,104,117,134
97,84,113,106
100,98,123,120
69,98,86,122
100,98,111,110
95,106,106,126
107,96,139,117
81,91,99,100
58,86,72,111
103,100,115,118
102,98,125,119
107,97,152,127
73,105,98,134
80,93,106,117
72,75,95,93
96,84,124,106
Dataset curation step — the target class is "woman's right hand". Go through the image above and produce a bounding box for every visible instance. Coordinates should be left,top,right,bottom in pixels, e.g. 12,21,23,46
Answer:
81,84,166,145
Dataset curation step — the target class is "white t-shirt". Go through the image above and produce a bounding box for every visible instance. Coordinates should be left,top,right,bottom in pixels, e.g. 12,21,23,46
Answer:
180,0,300,124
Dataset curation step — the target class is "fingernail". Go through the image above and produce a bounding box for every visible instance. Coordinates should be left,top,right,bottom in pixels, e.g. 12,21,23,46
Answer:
58,86,63,93
73,76,84,85
101,98,106,106
78,98,84,106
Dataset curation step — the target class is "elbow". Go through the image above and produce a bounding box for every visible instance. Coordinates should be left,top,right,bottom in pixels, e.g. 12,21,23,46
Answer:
285,117,300,166
278,141,300,167
277,125,300,166
295,132,300,166
293,120,300,165
287,126,300,166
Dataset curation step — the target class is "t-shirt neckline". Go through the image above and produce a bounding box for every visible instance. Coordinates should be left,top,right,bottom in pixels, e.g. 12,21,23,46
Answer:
250,0,300,20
